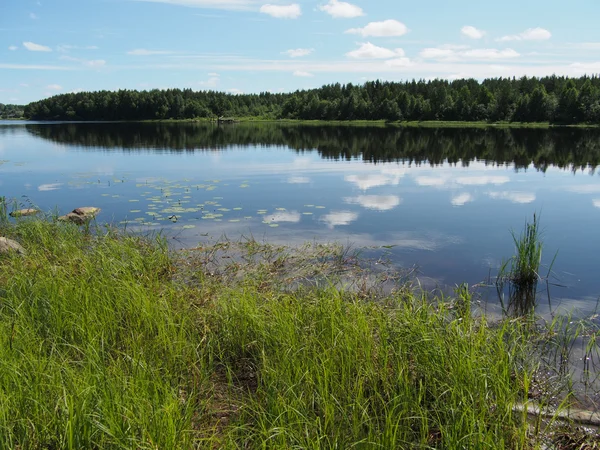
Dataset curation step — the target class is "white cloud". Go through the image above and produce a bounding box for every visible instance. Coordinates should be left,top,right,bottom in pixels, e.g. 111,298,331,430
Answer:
0,63,73,70
127,49,174,55
38,183,62,191
498,27,552,42
456,176,510,185
8,46,18,51
462,48,519,59
29,12,38,19
344,195,401,211
260,3,301,19
46,84,63,90
461,25,484,39
282,48,314,58
293,70,314,77
346,42,405,59
346,19,409,37
23,41,52,52
131,0,258,11
198,75,220,88
60,55,106,68
420,46,520,61
85,59,106,68
345,173,403,190
264,211,301,223
415,176,448,187
593,199,600,208
318,0,363,18
57,44,99,52
288,176,310,184
226,88,244,94
488,191,536,204
451,193,474,206
320,211,359,228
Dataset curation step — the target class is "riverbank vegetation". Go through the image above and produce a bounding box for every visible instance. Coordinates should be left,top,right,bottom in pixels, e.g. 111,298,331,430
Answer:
24,75,600,125
0,103,25,120
1,214,599,448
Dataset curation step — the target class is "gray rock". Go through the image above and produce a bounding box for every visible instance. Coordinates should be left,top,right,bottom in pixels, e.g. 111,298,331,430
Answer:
59,207,101,225
0,237,26,255
9,208,40,217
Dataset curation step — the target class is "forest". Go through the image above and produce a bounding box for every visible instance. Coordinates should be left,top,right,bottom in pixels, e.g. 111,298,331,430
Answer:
0,104,25,119
23,75,600,124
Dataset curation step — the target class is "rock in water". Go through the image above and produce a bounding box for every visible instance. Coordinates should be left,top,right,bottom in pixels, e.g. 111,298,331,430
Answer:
59,207,101,225
0,237,26,255
9,208,40,217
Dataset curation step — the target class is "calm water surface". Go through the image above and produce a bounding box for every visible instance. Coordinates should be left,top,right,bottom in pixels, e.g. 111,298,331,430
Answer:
2,121,600,312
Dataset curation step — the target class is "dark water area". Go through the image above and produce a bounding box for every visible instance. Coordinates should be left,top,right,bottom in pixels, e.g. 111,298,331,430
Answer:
2,120,600,313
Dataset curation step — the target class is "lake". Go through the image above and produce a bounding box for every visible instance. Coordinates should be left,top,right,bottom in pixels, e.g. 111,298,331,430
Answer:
2,121,600,313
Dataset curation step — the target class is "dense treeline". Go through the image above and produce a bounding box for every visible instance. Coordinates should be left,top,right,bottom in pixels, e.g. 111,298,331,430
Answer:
0,103,25,119
23,76,600,124
17,121,600,171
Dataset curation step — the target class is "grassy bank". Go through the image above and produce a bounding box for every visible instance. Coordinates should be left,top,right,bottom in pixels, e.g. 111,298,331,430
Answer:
0,218,598,448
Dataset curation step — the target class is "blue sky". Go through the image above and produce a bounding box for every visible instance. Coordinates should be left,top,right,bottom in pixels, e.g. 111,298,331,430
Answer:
1,0,600,104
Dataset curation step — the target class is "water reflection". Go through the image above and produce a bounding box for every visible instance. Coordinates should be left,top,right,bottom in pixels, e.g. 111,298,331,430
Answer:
1,121,599,313
4,122,600,171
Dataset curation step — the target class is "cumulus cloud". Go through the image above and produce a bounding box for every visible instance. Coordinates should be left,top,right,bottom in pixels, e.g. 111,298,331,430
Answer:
346,19,409,37
451,193,474,206
498,27,552,42
23,41,52,52
46,84,63,90
226,88,244,94
415,176,448,187
488,191,536,204
198,74,220,88
346,42,405,59
293,70,314,77
8,46,18,51
260,3,301,19
320,211,359,228
318,0,364,18
420,46,520,61
282,48,314,58
127,49,174,55
593,199,600,208
461,25,485,39
344,195,401,211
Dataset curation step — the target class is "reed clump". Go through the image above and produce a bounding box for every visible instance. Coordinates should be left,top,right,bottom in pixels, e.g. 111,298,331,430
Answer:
496,213,549,316
0,217,596,448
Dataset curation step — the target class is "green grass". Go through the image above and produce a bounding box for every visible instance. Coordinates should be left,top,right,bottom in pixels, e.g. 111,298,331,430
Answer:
0,218,597,448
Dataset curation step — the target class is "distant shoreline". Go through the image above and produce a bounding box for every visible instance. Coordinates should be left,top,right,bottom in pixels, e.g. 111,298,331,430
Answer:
9,118,600,129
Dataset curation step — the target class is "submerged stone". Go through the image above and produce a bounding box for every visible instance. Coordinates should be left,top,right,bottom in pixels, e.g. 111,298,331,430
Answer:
9,208,40,217
59,207,101,225
0,237,26,255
